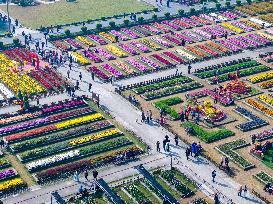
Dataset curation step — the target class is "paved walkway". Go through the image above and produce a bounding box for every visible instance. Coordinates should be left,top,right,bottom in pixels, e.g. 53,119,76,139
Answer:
3,48,268,203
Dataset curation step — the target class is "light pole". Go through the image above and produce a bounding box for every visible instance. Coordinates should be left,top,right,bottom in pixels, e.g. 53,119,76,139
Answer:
6,0,11,34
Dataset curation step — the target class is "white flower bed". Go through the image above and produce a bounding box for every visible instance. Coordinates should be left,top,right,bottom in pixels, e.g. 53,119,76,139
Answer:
0,83,14,99
26,150,80,171
176,49,196,60
250,18,271,28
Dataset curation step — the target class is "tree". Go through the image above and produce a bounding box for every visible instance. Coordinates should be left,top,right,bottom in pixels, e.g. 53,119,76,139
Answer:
96,23,102,30
190,8,196,14
247,0,252,5
81,26,87,33
178,9,184,17
236,0,241,6
164,12,171,19
109,21,116,28
152,14,158,21
138,17,144,24
216,3,221,10
123,19,130,26
13,38,19,45
226,1,231,7
64,29,71,36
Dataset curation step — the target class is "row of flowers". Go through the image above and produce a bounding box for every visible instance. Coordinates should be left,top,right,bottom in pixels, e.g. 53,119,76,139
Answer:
0,178,27,195
248,71,273,83
246,98,273,118
234,106,268,132
106,44,128,58
0,168,17,181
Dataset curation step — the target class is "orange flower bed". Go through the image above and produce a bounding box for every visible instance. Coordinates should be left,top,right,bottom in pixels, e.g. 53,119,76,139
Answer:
247,99,273,117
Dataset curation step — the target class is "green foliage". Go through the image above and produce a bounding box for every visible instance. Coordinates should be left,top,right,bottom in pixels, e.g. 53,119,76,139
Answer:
182,122,234,143
216,3,221,10
226,1,231,7
123,19,130,26
109,21,116,28
96,23,102,30
81,26,87,33
0,41,4,49
154,97,182,120
13,38,20,45
164,12,171,19
190,8,196,14
64,29,71,36
178,9,184,16
247,0,252,5
236,0,242,6
152,14,158,20
138,17,144,24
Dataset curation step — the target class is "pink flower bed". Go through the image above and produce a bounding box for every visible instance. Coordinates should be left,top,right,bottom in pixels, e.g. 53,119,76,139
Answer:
101,64,123,78
151,54,173,66
118,43,139,55
172,19,191,28
88,35,107,45
120,28,140,39
162,35,182,45
151,22,171,33
110,30,130,41
94,48,116,60
131,41,150,53
141,25,161,34
175,33,194,43
126,59,148,72
85,50,103,63
161,20,181,31
90,66,110,80
65,39,82,49
163,52,184,64
138,56,160,69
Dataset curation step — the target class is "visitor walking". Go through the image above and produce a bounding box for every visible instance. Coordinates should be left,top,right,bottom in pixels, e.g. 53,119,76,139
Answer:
188,64,192,74
212,170,216,183
166,142,170,152
92,170,98,180
174,134,179,146
243,185,248,197
79,72,83,81
214,193,220,204
156,141,160,152
141,112,145,123
73,171,80,182
88,83,92,92
67,70,70,79
84,169,89,181
186,147,190,160
238,186,243,196
91,72,95,81
76,80,79,90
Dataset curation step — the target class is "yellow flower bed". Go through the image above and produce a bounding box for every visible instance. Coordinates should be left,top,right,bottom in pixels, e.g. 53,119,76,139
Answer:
247,98,273,117
55,113,103,129
258,95,273,107
257,32,273,41
0,178,24,191
72,52,89,65
221,22,244,33
69,129,121,146
106,44,127,58
99,32,115,43
141,39,161,50
248,71,273,83
77,36,95,47
260,80,273,89
0,54,45,95
241,20,262,29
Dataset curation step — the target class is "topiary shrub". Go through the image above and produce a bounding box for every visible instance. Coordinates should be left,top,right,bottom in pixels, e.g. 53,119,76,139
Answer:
123,19,130,26
164,12,171,19
64,29,71,36
109,21,116,28
178,9,184,16
81,26,87,33
96,23,102,30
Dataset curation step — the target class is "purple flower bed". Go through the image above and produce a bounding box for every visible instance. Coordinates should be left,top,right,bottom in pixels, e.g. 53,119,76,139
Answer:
0,168,17,180
247,34,271,45
141,25,161,34
175,33,195,43
193,29,211,39
94,48,116,60
65,39,82,49
203,27,224,37
109,30,129,41
161,20,181,30
151,36,173,48
183,31,204,41
217,40,241,52
120,28,140,39
85,50,103,63
230,21,253,32
131,26,151,37
101,64,123,78
221,11,238,20
235,36,260,47
90,66,110,81
162,35,182,45
118,43,139,55
126,59,148,72
131,41,150,53
181,17,201,27
42,100,85,114
227,38,249,49
138,56,160,69
88,35,107,45
213,25,235,35
251,128,273,141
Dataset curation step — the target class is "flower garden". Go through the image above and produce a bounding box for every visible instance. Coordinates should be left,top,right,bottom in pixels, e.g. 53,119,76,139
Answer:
49,4,273,82
0,96,145,197
0,48,67,106
66,167,210,204
117,52,273,200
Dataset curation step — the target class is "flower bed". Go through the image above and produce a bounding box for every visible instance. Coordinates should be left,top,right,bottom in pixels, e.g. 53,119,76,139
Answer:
151,54,173,66
109,30,129,41
125,185,151,204
10,121,112,153
208,65,271,84
248,71,273,83
35,146,142,184
19,128,123,162
182,122,234,143
76,36,95,47
106,44,128,58
126,59,148,72
130,41,150,53
113,61,135,74
138,56,160,70
120,28,140,39
154,97,182,120
85,51,103,63
118,43,139,55
0,178,27,197
143,82,203,100
251,128,273,142
90,66,110,81
94,48,116,60
0,169,17,181
163,52,184,64
234,106,268,132
254,171,273,185
0,158,10,169
140,39,161,51
101,64,123,78
88,35,107,45
216,139,254,170
246,98,273,118
151,37,173,48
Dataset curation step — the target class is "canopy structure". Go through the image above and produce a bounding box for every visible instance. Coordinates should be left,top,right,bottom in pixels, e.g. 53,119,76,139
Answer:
135,165,180,204
96,178,124,204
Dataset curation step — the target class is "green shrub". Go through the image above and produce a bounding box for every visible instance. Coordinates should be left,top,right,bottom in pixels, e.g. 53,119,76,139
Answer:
182,122,234,143
190,8,196,14
236,0,241,6
164,12,171,19
138,17,144,24
178,9,184,16
0,41,4,49
216,3,221,10
247,0,252,4
123,19,130,26
81,26,87,33
226,1,231,7
109,21,116,28
154,97,182,120
96,23,102,30
13,38,20,45
152,14,158,20
64,29,71,36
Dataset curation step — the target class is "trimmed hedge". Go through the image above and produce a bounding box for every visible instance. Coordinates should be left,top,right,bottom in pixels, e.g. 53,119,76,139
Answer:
154,97,182,120
182,122,234,143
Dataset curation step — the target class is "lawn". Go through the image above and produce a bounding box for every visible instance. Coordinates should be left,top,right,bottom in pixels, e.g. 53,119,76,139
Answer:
0,0,154,29
263,147,273,169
